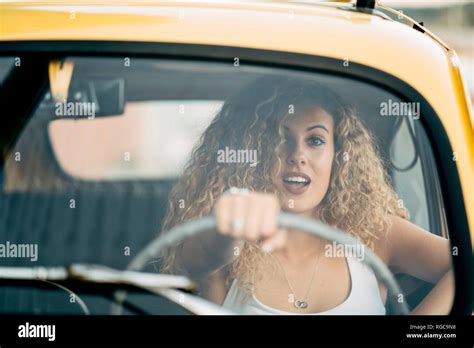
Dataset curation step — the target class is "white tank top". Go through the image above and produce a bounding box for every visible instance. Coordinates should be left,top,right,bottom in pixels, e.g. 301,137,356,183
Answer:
222,257,386,315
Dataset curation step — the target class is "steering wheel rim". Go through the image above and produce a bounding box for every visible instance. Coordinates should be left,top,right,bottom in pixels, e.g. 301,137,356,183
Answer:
124,212,409,315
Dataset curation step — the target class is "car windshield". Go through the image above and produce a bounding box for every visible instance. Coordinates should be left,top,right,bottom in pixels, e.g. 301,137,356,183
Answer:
0,56,452,315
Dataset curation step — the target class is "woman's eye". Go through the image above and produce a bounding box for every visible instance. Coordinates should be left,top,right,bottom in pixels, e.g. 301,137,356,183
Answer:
307,136,325,147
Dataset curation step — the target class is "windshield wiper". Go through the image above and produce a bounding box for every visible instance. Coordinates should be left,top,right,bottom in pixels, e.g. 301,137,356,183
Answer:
0,264,234,315
0,264,194,289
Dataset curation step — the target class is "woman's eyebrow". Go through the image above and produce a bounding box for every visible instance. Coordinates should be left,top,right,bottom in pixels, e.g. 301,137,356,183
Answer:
306,124,329,133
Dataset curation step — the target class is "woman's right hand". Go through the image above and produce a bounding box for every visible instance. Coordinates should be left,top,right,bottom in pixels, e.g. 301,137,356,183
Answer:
213,189,287,253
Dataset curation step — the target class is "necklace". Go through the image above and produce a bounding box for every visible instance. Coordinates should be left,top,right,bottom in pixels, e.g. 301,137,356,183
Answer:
269,242,324,310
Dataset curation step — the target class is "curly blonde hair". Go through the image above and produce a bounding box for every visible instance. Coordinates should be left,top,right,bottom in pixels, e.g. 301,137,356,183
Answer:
159,75,408,292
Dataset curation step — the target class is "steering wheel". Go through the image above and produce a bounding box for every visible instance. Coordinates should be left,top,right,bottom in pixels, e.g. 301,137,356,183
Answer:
122,212,409,315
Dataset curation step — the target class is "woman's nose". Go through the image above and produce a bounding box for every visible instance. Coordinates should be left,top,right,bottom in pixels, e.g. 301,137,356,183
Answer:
287,147,307,166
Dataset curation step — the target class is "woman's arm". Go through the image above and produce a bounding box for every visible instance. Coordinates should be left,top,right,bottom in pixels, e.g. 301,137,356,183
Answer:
174,229,242,279
410,270,454,315
384,215,454,314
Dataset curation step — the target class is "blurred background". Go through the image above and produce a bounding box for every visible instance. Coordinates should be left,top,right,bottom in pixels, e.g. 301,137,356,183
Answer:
321,0,474,103
384,0,473,104
312,0,474,104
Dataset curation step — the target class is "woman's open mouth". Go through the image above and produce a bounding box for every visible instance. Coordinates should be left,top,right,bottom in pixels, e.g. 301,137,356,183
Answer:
282,172,311,195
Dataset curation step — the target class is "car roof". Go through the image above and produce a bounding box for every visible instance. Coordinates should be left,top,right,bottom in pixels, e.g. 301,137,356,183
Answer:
0,1,460,93
0,1,472,140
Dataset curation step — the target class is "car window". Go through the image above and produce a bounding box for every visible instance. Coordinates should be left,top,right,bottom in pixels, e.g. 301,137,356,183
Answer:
49,100,222,180
0,57,453,314
391,118,430,232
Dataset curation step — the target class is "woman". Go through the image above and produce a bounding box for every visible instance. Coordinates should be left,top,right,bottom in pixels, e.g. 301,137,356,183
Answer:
160,75,454,315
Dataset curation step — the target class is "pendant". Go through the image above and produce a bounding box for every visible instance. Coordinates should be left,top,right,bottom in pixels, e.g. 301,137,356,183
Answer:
294,300,308,309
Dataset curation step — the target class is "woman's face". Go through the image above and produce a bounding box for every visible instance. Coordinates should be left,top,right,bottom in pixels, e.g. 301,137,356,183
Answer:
272,107,335,217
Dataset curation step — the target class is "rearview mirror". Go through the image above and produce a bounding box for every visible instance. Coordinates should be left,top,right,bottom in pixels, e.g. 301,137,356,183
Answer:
40,77,126,118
